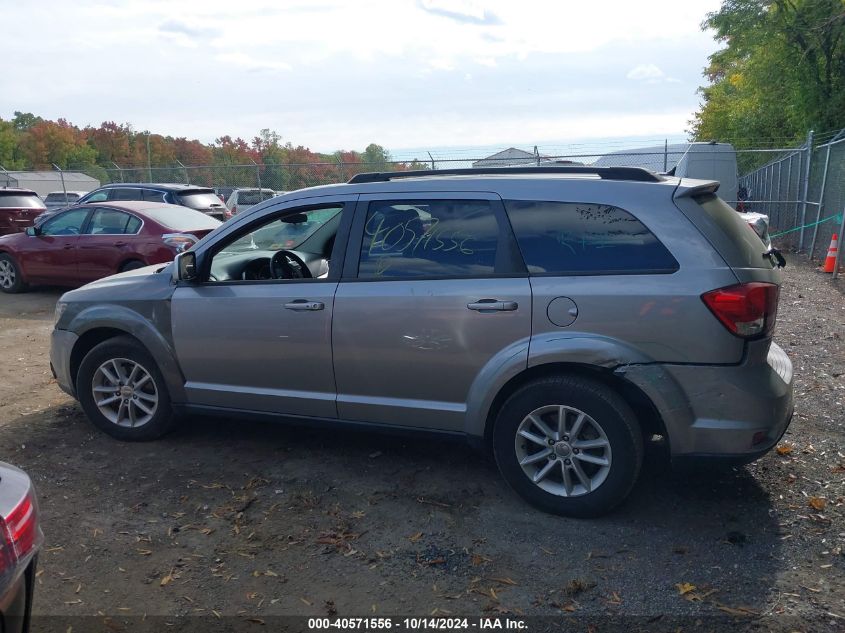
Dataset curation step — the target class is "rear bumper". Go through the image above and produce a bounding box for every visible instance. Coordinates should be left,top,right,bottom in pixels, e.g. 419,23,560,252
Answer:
50,329,78,398
617,340,794,460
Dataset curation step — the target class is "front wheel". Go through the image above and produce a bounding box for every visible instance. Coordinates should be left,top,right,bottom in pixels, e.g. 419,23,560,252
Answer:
493,375,643,518
76,336,175,441
0,254,28,293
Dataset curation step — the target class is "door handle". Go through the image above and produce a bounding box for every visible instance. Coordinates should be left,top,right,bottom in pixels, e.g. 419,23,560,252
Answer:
63,244,74,250
113,241,127,247
467,299,518,312
284,300,325,311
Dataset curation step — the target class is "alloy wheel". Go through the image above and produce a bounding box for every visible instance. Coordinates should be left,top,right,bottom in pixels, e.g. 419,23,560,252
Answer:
0,260,15,289
514,405,612,497
91,358,159,428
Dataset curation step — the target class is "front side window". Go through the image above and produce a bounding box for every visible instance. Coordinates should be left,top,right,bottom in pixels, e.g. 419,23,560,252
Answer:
85,208,141,235
358,200,500,279
504,200,678,274
83,190,109,203
208,205,343,282
40,209,90,236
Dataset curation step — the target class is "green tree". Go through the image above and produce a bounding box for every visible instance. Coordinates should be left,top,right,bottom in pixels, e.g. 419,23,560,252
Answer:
692,0,845,151
0,119,25,169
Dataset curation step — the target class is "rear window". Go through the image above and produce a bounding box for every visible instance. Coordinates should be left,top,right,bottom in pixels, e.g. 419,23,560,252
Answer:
236,190,274,205
177,191,224,209
141,206,222,230
693,193,774,269
504,200,678,274
0,194,45,209
44,193,80,203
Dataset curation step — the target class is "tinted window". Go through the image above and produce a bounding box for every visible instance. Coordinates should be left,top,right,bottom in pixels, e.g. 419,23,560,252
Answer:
236,190,274,205
142,189,167,202
84,191,109,203
44,193,80,203
177,191,224,209
85,208,139,235
504,200,678,274
40,209,89,236
358,200,499,279
0,194,45,208
110,188,143,201
141,206,222,231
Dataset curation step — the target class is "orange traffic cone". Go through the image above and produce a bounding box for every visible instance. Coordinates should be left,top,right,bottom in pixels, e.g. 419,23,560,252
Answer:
820,233,841,273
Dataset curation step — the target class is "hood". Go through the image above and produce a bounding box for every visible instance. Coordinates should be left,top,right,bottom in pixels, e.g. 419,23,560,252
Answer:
62,262,175,303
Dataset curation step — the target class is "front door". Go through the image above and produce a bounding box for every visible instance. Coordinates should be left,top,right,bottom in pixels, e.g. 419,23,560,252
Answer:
171,198,354,417
332,193,532,431
25,208,90,285
77,207,143,283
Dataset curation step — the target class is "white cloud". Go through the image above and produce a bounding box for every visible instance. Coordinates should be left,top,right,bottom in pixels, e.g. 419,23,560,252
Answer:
0,0,723,150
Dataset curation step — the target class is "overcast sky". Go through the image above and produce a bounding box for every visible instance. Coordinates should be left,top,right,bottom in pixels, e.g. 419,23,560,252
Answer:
1,0,723,155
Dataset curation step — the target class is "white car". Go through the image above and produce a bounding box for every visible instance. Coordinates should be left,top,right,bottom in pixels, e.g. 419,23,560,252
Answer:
225,188,276,216
43,190,88,211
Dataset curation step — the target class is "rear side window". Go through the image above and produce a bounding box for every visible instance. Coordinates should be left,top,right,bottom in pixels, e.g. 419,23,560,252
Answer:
0,194,45,208
358,200,500,278
85,208,141,235
143,189,167,202
504,200,678,274
111,188,142,201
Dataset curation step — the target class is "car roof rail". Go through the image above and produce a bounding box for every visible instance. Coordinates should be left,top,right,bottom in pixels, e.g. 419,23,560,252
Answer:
347,166,664,184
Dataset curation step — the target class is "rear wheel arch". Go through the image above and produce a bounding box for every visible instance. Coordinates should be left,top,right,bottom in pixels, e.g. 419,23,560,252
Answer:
482,362,668,455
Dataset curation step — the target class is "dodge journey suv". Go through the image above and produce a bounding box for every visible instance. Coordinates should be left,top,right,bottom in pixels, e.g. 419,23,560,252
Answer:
50,166,793,517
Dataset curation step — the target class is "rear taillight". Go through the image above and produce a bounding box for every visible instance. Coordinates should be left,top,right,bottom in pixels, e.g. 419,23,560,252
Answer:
0,489,39,580
162,233,198,253
701,282,779,338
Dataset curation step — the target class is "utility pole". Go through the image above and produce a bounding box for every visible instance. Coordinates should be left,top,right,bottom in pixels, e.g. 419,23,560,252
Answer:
145,131,152,182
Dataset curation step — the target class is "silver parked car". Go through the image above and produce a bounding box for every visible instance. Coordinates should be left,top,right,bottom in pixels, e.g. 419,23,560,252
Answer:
50,166,793,517
43,191,88,211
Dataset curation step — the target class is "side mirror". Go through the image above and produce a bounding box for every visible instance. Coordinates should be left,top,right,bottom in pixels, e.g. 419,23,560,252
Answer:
173,251,198,283
25,226,39,237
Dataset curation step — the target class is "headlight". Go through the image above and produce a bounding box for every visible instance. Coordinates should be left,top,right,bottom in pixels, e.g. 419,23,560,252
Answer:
54,301,68,325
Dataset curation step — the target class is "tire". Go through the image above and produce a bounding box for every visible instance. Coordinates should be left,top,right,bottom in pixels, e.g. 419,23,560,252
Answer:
76,336,175,441
119,260,146,273
0,253,28,294
493,374,643,518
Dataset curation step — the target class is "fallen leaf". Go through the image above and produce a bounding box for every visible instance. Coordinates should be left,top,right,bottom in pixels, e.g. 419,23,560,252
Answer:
160,573,173,587
776,444,793,456
809,497,826,512
408,532,424,543
676,583,696,595
471,554,491,566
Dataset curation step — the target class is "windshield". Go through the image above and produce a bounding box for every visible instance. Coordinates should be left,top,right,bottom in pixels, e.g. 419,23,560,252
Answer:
222,207,342,254
177,191,225,209
142,206,222,230
0,194,45,208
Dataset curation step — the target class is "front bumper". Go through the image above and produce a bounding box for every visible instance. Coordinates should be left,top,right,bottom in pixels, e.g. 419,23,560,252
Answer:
617,340,794,461
50,329,78,398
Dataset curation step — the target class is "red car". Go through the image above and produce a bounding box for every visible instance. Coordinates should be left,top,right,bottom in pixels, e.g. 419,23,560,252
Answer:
0,201,220,293
0,189,46,236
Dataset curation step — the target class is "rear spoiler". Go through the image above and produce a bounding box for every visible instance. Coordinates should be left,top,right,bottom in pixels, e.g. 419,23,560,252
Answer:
674,181,720,199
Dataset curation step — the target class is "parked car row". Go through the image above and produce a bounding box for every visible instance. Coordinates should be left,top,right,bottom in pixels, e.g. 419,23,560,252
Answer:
0,202,220,293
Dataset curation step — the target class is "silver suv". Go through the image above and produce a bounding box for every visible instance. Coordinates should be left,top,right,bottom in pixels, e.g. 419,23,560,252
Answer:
50,167,794,517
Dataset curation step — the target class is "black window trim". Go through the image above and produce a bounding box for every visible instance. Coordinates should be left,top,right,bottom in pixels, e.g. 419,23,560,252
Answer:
343,195,526,282
192,199,356,286
503,198,680,277
80,206,144,236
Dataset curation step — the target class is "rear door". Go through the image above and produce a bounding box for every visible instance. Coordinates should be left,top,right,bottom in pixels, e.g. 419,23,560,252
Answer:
332,192,531,431
77,207,143,283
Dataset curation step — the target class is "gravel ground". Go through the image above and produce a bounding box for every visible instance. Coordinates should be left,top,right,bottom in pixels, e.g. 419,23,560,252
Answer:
0,255,842,631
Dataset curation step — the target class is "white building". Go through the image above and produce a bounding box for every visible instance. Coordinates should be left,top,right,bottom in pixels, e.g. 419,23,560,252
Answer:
0,171,99,198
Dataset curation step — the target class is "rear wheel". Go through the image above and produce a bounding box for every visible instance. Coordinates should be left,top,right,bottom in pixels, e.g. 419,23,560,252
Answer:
493,375,643,517
0,254,28,294
77,336,175,441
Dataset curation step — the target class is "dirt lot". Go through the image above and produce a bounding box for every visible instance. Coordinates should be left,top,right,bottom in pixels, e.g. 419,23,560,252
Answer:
0,256,842,630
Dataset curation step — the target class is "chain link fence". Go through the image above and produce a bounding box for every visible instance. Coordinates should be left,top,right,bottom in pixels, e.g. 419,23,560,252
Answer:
740,128,845,277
